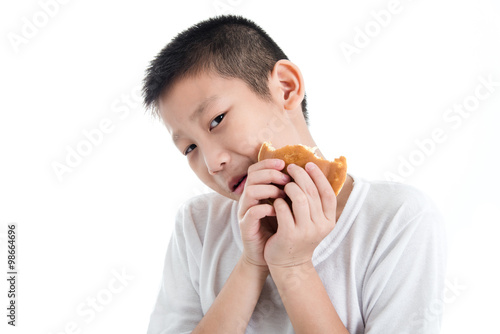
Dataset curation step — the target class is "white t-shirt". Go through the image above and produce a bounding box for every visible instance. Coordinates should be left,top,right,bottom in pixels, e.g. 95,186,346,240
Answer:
147,175,447,334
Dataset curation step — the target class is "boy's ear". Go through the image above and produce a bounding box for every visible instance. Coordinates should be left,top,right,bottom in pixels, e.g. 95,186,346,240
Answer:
270,59,305,111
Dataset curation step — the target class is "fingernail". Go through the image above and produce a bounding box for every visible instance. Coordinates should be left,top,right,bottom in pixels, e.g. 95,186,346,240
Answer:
306,162,316,171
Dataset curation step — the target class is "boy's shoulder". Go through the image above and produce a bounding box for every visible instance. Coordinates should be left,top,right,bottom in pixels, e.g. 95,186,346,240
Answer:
364,180,430,204
354,175,441,223
364,178,434,205
175,191,237,239
182,191,235,215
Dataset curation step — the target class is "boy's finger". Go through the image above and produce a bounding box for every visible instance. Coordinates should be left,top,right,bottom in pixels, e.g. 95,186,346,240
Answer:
248,158,285,174
305,162,337,221
238,185,286,220
286,163,323,223
242,203,276,225
246,168,291,187
284,181,312,228
274,197,295,233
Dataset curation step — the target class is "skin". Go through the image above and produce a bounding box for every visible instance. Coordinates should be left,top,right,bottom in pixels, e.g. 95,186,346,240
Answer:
159,59,353,333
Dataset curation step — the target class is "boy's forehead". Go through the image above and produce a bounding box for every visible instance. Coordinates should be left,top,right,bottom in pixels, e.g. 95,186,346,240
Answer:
159,72,255,117
158,74,210,114
161,73,222,106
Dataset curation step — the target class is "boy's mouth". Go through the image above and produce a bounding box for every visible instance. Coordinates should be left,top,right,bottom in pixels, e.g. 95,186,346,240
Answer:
231,175,247,194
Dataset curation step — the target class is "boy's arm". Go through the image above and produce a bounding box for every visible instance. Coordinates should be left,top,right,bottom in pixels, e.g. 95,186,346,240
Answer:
264,162,350,333
362,204,447,333
269,262,349,334
147,204,270,334
192,257,269,334
147,207,204,334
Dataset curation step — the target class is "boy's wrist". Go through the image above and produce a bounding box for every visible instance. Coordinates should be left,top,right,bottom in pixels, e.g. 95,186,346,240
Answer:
239,256,270,278
268,260,316,281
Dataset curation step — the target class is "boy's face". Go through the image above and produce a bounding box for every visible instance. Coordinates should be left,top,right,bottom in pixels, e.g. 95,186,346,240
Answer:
159,72,303,201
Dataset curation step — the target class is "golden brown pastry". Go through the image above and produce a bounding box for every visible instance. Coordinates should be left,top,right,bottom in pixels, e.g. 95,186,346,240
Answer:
258,142,347,196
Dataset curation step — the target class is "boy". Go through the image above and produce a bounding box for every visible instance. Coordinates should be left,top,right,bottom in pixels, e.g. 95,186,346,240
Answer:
143,15,447,333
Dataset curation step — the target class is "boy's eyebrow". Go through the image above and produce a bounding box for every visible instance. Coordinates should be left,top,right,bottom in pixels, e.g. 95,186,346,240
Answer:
172,95,220,144
189,95,220,121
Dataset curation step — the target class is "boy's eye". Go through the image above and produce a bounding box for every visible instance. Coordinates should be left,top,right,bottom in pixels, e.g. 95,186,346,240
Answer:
183,113,225,155
210,113,225,130
184,144,196,156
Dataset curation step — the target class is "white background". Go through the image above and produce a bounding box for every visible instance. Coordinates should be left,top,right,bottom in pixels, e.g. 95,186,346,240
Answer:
1,0,499,333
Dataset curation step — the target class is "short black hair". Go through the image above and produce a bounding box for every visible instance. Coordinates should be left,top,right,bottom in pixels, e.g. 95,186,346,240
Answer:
142,14,308,124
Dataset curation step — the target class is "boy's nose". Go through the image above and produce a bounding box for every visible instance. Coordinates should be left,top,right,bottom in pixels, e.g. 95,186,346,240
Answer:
203,146,229,175
208,165,223,175
207,160,226,175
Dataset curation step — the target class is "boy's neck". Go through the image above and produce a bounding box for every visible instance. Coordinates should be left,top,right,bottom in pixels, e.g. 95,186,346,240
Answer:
336,174,354,222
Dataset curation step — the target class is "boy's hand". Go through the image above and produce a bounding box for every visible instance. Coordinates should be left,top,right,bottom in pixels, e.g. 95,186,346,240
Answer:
264,162,337,269
237,159,291,269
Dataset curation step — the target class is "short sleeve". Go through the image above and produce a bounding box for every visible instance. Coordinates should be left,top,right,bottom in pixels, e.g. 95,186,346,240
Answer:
147,205,204,334
362,199,447,334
